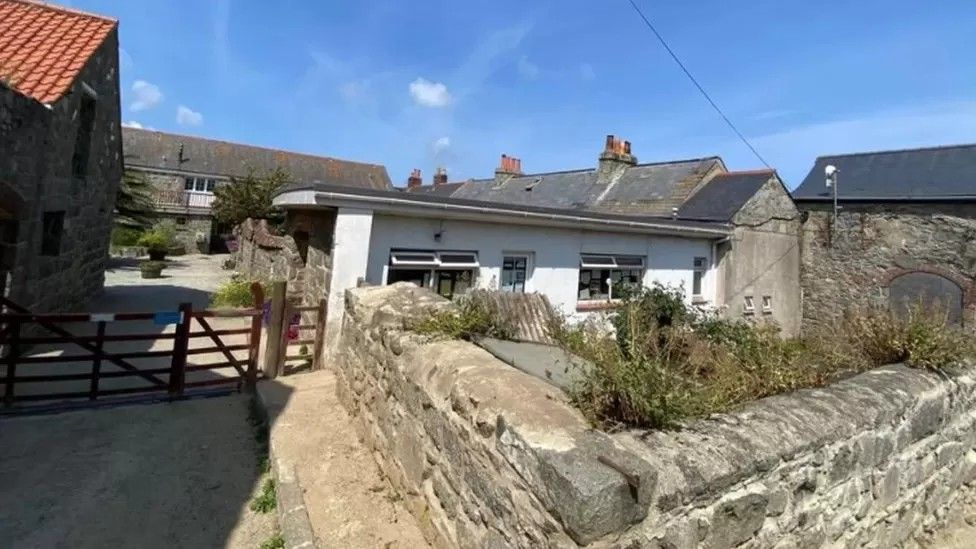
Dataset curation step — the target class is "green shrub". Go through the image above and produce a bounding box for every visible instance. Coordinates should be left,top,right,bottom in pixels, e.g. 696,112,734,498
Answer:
211,276,264,308
553,286,973,430
411,292,515,341
111,226,144,247
260,533,285,549
136,231,170,251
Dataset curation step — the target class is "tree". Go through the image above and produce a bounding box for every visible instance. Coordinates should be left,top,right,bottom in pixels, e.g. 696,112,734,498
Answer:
115,169,157,228
212,167,290,228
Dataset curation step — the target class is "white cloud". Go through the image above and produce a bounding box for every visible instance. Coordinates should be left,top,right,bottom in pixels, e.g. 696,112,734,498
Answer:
130,80,163,112
122,121,143,129
517,55,539,79
580,63,595,81
176,105,204,126
432,137,451,154
409,78,452,107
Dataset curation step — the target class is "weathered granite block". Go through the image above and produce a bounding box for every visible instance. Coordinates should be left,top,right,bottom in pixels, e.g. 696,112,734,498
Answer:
335,283,976,548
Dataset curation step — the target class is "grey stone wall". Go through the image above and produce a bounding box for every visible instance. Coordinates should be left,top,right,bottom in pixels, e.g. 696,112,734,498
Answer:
719,178,801,336
156,213,212,253
0,29,122,313
235,218,303,284
798,203,976,332
337,283,976,549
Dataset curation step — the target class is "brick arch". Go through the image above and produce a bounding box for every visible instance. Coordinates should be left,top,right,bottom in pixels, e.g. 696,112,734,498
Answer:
881,266,975,306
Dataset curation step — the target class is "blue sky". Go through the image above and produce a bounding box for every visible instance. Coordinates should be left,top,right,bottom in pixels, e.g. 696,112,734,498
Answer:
71,0,976,188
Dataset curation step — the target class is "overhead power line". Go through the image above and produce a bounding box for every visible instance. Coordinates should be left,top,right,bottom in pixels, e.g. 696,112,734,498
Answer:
624,0,772,169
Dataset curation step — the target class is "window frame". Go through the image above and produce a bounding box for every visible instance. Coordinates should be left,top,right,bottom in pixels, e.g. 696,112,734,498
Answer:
183,177,218,194
692,256,708,298
40,211,66,256
386,250,481,299
501,254,530,293
577,254,646,302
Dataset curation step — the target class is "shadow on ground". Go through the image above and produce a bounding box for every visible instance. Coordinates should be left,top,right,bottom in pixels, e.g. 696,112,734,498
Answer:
0,254,289,548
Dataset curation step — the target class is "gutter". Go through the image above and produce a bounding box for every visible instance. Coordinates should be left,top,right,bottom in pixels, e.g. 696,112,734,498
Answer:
275,189,732,238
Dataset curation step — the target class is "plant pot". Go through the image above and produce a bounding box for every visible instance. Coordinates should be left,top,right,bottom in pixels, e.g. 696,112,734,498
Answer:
148,249,167,261
140,264,164,279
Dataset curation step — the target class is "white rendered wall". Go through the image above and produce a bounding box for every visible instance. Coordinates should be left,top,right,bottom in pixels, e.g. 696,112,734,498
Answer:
324,207,373,359
362,213,716,320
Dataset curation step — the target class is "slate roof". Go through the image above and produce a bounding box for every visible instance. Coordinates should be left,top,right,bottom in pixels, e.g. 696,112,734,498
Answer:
278,182,732,235
123,127,392,190
678,170,775,221
405,157,724,215
0,0,116,104
793,144,976,201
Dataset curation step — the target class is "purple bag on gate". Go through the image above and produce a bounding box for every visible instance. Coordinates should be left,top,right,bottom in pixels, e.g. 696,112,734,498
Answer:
287,313,300,341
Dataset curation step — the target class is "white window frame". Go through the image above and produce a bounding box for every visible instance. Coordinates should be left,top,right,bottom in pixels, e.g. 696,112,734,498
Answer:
184,177,217,194
762,295,773,313
501,253,531,293
386,249,480,298
692,256,707,299
743,295,756,314
578,254,646,302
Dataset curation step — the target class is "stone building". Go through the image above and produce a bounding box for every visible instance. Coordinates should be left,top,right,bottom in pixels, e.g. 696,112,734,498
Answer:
0,0,122,313
793,144,976,331
122,127,392,253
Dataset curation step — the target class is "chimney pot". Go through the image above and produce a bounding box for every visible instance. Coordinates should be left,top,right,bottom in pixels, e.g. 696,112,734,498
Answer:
624,141,632,154
433,167,448,186
407,168,423,188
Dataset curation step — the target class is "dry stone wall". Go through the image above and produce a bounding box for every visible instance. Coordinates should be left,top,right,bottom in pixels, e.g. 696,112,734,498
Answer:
336,283,976,549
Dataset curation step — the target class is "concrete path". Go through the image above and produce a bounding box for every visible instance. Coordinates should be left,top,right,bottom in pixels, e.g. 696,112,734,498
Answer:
0,394,276,549
258,370,431,549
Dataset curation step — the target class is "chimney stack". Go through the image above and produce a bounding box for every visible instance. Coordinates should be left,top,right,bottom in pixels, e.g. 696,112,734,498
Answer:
407,168,423,188
433,166,448,186
597,134,637,184
494,154,523,184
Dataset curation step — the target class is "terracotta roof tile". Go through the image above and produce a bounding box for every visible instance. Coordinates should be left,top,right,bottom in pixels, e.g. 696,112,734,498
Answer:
0,0,116,104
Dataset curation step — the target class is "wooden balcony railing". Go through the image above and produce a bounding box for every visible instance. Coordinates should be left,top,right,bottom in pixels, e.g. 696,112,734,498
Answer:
151,190,215,211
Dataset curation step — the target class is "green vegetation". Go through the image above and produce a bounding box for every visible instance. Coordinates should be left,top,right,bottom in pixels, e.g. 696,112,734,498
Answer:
111,226,145,247
115,169,157,229
411,292,515,341
259,532,285,549
211,275,265,308
250,477,277,513
212,167,290,228
550,283,974,431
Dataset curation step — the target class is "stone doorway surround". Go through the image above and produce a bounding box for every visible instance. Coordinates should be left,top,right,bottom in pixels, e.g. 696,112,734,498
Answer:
881,265,975,327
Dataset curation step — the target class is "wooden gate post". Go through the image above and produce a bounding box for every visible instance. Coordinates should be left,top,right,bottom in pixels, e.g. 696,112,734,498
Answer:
312,298,327,370
2,320,20,408
169,302,193,397
264,281,287,379
245,282,265,391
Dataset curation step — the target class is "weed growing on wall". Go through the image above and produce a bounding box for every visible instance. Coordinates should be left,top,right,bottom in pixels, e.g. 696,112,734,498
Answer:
411,292,516,341
551,284,974,430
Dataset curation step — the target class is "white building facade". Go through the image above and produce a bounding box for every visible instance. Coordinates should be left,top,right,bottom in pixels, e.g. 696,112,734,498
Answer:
274,185,732,356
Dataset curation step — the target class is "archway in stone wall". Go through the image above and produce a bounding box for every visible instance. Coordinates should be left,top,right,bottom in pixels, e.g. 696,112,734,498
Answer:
888,271,964,326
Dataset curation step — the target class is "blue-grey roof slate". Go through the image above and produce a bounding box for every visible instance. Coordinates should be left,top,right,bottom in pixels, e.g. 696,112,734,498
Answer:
678,171,773,221
406,157,724,216
792,144,976,201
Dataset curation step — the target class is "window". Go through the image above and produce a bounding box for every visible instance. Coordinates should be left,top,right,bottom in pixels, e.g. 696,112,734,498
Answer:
692,257,707,297
578,254,644,301
501,255,528,293
762,295,773,313
387,250,479,299
41,211,65,256
183,177,217,193
743,296,755,314
72,94,96,177
176,217,187,225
